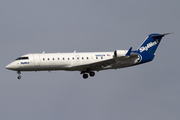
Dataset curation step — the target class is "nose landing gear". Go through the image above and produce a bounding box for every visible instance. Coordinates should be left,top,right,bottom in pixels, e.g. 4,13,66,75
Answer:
17,71,21,79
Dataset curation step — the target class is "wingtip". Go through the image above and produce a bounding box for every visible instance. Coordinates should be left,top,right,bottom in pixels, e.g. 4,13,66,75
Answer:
126,47,132,56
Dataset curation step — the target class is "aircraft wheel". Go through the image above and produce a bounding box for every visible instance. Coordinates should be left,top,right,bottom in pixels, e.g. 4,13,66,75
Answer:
17,76,21,79
89,72,95,77
83,74,88,79
17,71,21,79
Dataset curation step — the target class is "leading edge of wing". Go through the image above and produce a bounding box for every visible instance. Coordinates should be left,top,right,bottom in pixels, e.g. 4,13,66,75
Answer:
72,49,138,71
72,58,116,71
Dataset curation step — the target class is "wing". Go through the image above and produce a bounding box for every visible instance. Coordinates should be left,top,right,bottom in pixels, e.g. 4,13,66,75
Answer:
73,57,116,72
72,47,138,72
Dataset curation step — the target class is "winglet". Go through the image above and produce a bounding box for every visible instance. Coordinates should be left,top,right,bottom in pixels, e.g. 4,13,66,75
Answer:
126,47,132,56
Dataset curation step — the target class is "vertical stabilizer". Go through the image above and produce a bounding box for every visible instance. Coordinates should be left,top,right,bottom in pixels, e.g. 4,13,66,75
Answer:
137,33,171,55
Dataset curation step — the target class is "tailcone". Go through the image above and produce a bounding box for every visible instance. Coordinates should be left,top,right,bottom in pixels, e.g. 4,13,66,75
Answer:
138,54,155,64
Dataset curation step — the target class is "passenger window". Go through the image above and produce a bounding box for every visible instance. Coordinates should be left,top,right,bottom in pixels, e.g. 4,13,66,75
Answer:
72,57,74,60
77,57,79,60
43,58,45,61
48,58,49,60
68,58,70,60
58,58,60,60
96,57,98,59
63,58,65,60
87,57,88,59
101,57,103,59
82,57,84,60
53,58,54,60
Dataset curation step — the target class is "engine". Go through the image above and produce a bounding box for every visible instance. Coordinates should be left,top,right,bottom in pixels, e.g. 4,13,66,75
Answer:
114,50,128,57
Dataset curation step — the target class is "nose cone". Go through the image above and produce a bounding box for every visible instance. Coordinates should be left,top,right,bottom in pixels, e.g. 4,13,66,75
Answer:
6,62,19,71
6,64,11,69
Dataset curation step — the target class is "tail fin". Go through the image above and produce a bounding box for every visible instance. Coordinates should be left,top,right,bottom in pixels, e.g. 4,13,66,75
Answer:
137,33,171,55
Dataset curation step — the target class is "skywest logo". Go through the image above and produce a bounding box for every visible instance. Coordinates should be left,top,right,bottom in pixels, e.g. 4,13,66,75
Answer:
139,41,158,53
21,62,29,64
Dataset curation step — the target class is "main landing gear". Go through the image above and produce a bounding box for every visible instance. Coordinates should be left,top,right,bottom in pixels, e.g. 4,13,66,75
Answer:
17,71,21,79
81,71,95,79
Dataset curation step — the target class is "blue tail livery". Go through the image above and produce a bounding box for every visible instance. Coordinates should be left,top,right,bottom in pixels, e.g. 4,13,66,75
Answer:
135,33,172,64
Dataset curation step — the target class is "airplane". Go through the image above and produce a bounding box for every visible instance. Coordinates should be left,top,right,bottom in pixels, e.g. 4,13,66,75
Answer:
6,33,171,79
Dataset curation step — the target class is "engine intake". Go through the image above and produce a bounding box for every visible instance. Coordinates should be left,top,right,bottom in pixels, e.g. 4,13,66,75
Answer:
114,50,127,57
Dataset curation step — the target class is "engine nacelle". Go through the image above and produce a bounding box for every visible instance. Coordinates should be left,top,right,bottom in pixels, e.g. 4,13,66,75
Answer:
114,50,128,57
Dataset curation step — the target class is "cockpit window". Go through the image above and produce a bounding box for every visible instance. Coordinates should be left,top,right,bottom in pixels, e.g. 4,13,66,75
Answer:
15,57,29,60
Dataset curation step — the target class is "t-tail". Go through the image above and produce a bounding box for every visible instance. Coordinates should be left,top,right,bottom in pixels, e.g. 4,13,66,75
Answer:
135,33,171,64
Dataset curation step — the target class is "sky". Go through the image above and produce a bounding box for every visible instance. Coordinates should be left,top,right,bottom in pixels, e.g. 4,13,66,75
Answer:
0,0,180,120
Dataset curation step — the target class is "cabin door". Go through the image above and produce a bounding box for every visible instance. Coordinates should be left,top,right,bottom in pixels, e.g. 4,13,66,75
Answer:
33,54,41,66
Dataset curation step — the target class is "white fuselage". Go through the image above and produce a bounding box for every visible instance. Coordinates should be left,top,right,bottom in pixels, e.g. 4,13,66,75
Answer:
5,33,170,79
6,52,138,72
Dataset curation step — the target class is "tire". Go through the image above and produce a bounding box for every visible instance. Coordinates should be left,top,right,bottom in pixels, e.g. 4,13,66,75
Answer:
83,74,88,79
89,72,95,77
17,76,21,79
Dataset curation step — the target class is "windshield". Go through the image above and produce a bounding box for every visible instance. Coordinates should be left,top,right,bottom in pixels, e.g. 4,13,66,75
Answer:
15,57,29,61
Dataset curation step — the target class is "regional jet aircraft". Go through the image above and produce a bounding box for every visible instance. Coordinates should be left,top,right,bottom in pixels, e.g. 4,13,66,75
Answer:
6,33,171,79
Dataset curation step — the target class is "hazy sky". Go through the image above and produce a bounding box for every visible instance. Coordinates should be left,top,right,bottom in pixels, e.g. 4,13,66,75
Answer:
1,0,180,120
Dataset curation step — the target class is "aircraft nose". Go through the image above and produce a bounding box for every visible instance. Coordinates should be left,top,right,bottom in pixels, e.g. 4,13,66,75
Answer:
6,64,13,70
6,63,19,70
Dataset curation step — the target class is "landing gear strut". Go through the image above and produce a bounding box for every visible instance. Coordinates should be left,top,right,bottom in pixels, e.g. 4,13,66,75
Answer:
17,71,21,79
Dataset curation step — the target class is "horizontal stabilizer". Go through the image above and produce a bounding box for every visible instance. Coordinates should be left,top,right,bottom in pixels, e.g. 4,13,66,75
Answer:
152,33,172,38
